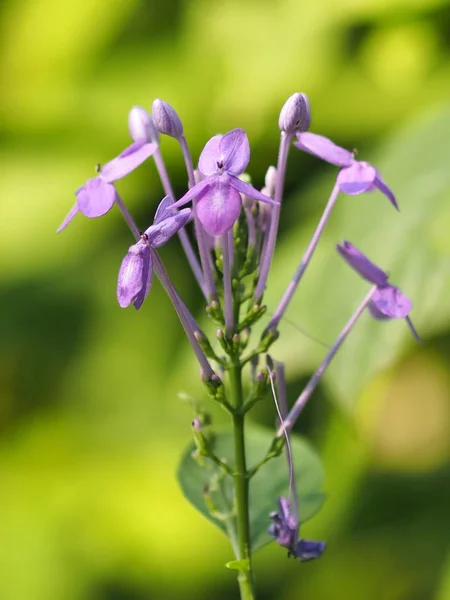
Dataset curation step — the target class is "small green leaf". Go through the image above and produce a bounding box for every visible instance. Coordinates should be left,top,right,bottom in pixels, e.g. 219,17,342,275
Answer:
225,559,250,572
177,425,325,552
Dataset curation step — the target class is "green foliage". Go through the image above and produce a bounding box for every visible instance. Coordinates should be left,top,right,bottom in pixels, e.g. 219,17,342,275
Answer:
178,426,325,552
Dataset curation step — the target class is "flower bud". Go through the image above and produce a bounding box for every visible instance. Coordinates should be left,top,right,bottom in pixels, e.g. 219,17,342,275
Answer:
278,93,310,134
264,166,276,197
128,106,159,144
152,99,184,138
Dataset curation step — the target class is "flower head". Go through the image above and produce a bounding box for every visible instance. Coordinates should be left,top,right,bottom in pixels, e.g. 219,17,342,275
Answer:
117,197,191,310
269,497,326,562
294,132,398,210
337,241,420,340
172,129,277,236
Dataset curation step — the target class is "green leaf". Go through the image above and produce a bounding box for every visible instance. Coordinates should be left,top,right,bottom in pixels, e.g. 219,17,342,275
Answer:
177,425,325,553
266,106,450,410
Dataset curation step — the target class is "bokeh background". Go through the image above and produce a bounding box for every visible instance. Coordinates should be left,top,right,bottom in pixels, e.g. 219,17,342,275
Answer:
1,0,450,598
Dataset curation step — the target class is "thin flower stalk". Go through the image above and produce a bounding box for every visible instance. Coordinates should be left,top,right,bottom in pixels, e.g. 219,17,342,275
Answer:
152,148,207,298
279,285,378,436
267,183,340,330
222,230,235,337
178,134,218,301
254,131,292,301
151,250,216,380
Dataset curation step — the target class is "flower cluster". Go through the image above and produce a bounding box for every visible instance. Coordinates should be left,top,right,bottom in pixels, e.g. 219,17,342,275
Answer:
59,92,419,594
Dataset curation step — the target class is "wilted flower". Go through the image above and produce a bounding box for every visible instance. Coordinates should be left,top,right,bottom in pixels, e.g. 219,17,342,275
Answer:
117,197,191,309
269,497,326,562
294,132,398,210
173,129,277,236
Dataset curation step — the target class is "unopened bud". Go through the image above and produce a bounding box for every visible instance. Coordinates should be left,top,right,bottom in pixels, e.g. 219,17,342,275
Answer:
192,418,203,432
152,99,184,138
264,166,277,198
278,93,310,134
129,106,159,143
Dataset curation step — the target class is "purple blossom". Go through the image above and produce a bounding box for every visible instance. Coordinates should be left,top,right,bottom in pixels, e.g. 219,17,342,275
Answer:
294,132,398,210
172,129,277,236
269,497,326,562
337,241,420,339
117,197,191,309
58,141,158,232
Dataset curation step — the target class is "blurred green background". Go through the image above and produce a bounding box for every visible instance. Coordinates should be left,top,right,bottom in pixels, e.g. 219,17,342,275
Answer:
1,0,450,598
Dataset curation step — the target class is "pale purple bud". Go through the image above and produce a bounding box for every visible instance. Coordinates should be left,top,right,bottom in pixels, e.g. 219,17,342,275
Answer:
152,99,184,139
192,418,203,432
117,242,152,310
264,166,277,198
128,106,159,144
278,93,310,134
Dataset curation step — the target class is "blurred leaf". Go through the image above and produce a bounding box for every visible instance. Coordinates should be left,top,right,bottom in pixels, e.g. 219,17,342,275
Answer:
177,426,325,552
267,105,450,409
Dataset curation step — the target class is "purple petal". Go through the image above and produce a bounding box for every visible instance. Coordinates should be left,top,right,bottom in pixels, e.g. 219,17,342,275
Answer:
117,242,152,308
370,285,412,319
196,178,242,236
294,539,326,562
294,132,353,167
337,161,377,195
153,195,174,224
230,177,279,206
145,208,191,247
172,178,211,208
219,128,250,175
133,249,153,310
198,135,222,177
100,142,158,183
374,173,399,210
336,241,388,286
76,178,116,218
57,202,79,232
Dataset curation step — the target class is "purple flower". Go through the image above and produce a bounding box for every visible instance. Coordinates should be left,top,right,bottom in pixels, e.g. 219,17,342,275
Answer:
337,241,420,339
58,114,158,232
269,497,326,562
294,132,398,210
117,197,191,309
172,129,277,236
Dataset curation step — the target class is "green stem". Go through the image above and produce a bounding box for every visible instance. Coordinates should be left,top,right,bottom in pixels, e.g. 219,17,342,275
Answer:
229,363,255,600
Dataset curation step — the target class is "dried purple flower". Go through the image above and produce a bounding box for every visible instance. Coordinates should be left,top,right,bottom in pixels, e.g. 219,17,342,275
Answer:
152,99,184,139
173,129,277,236
294,132,398,210
269,497,326,562
117,197,191,309
337,241,420,339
